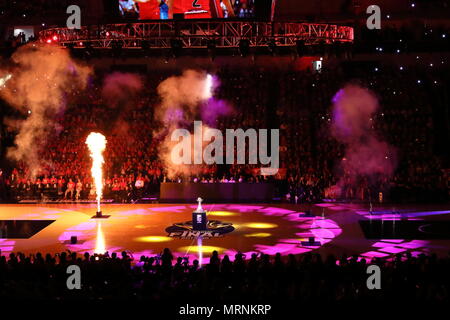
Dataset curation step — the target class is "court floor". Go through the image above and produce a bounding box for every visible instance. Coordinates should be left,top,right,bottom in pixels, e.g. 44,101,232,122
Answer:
0,202,449,264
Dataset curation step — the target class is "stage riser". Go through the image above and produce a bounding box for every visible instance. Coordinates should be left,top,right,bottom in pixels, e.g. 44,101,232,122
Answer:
160,182,275,202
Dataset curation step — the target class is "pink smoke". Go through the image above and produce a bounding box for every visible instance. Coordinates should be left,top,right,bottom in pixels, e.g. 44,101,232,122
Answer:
101,72,142,108
201,99,233,127
330,84,397,193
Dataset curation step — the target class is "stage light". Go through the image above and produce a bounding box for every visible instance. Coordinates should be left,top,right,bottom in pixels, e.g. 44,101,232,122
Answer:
208,211,237,217
244,233,272,238
135,236,173,242
52,35,58,41
238,39,250,57
178,245,226,254
244,222,278,229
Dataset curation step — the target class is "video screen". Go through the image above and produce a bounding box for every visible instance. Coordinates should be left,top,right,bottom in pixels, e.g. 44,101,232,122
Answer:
118,0,256,20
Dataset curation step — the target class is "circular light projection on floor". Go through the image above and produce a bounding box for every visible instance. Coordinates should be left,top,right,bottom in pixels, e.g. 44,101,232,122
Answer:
244,233,272,238
244,222,278,229
134,236,173,242
178,245,227,254
54,203,344,263
208,211,237,217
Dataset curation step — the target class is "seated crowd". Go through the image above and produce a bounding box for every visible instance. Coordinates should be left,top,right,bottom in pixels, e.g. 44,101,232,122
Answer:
0,63,448,203
0,249,449,301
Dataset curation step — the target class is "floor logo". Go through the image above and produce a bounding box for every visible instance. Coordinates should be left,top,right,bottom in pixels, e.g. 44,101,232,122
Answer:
166,220,235,239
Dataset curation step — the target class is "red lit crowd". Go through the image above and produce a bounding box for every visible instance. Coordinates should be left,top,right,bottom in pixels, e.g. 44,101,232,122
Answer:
1,64,449,203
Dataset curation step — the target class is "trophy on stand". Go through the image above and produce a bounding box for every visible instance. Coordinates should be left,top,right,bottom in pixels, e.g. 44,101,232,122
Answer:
192,197,207,231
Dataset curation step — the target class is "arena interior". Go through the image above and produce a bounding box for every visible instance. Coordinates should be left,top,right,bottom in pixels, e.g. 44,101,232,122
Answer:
0,0,450,311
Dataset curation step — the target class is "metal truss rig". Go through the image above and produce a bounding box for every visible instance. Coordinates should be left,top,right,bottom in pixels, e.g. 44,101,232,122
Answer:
39,20,354,49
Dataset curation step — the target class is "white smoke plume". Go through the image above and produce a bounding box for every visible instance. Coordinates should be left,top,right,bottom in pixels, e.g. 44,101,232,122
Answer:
154,70,229,178
0,43,91,177
155,70,215,126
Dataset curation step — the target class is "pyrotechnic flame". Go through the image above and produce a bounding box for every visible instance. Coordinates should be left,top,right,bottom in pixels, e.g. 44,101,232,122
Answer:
94,222,106,254
85,132,107,212
0,74,12,88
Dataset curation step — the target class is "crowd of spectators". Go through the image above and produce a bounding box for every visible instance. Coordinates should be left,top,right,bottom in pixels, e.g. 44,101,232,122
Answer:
0,249,449,301
0,0,71,19
0,62,448,203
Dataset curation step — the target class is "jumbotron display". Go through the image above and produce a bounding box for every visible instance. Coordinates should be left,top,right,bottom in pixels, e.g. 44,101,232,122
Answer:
118,0,256,20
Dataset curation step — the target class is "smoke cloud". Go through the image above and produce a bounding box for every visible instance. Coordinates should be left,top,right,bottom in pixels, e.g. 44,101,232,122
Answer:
0,43,91,177
330,84,397,194
155,70,216,125
101,72,142,109
154,70,231,178
159,124,216,179
201,99,232,127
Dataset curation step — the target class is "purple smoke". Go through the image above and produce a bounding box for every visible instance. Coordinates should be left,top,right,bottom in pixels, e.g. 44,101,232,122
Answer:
101,72,142,108
331,84,397,189
201,99,232,127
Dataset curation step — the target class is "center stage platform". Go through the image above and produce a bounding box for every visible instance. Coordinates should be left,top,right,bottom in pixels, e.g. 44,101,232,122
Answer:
1,203,449,263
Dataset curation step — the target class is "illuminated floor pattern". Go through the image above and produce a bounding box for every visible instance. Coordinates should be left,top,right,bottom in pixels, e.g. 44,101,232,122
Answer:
0,203,449,264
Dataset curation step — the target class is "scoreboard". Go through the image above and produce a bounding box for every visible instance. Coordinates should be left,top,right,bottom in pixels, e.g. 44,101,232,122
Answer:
137,0,223,20
116,0,270,21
